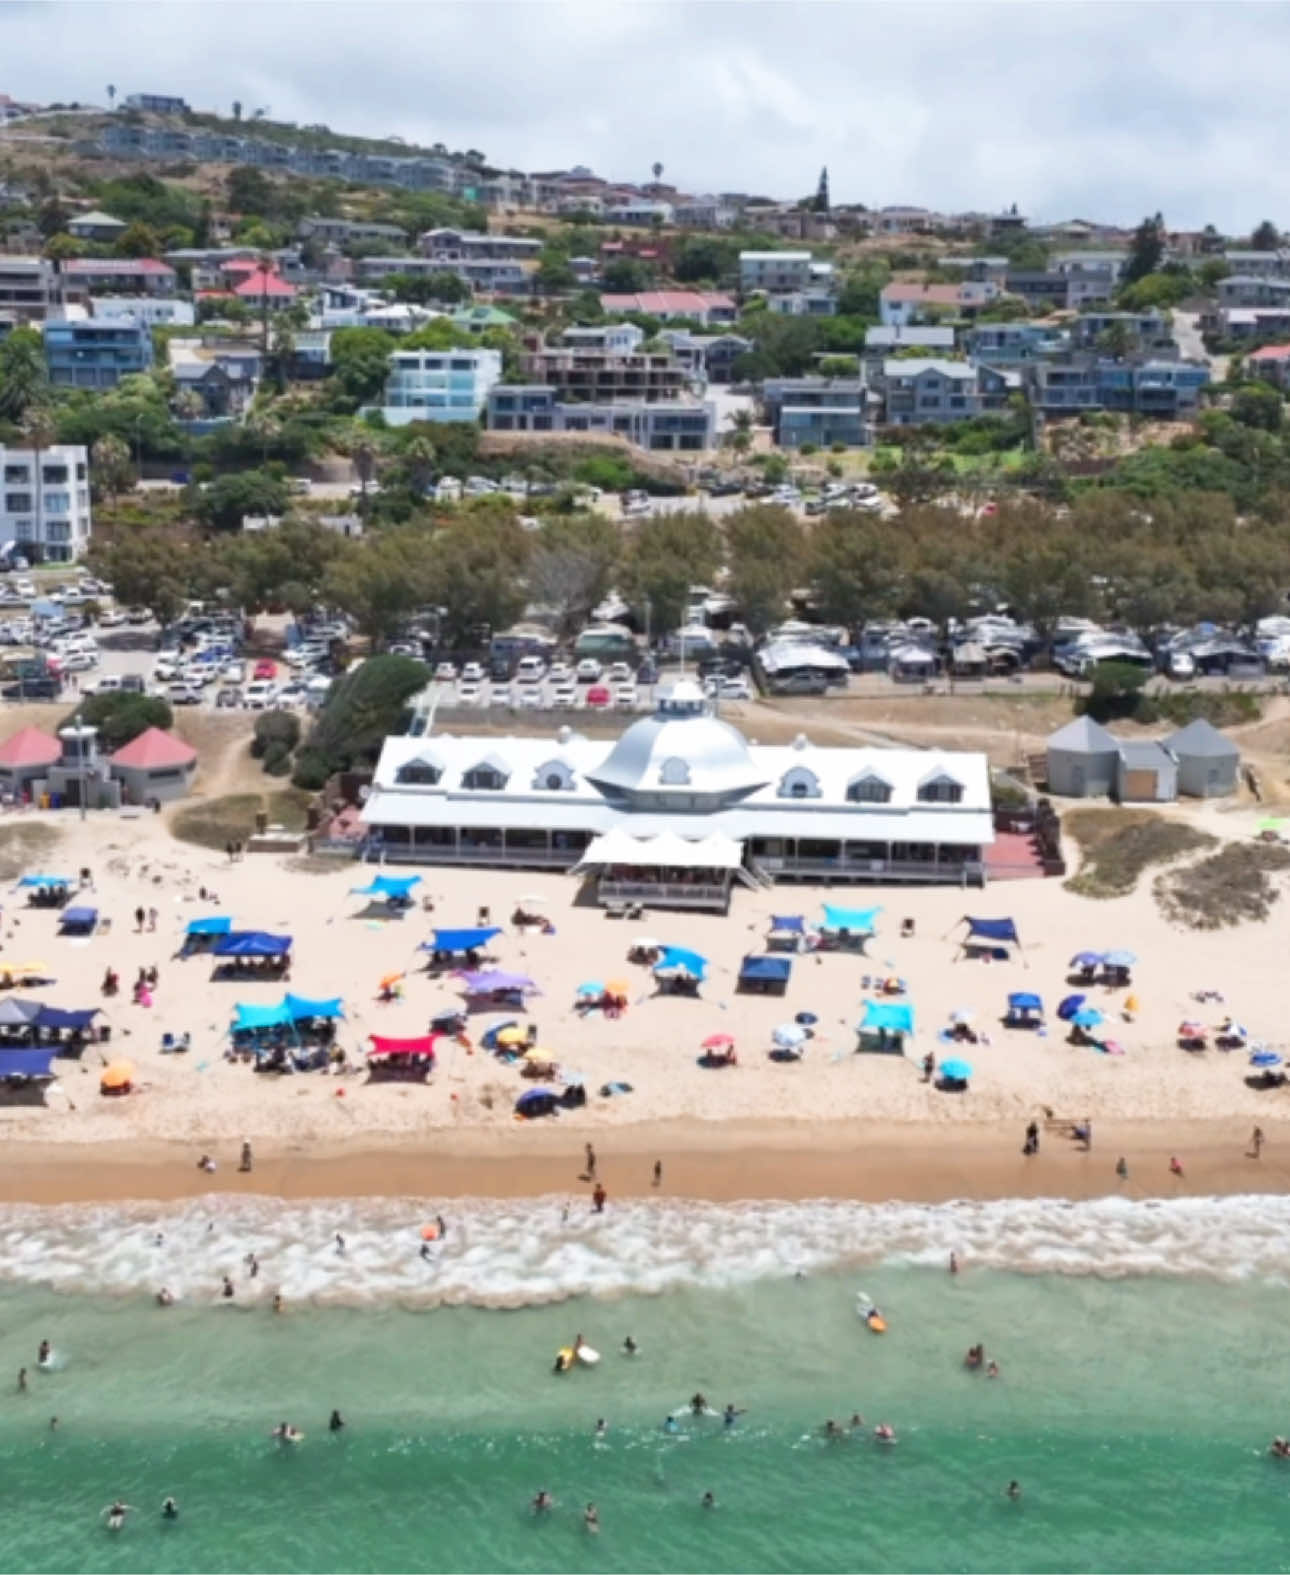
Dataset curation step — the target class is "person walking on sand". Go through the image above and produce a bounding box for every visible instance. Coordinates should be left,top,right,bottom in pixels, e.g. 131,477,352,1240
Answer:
584,1143,596,1180
240,1141,253,1173
134,906,144,934
922,1051,935,1084
1170,1155,1184,1177
1116,1156,1128,1180
147,907,158,933
592,1183,606,1213
1251,1126,1265,1159
652,1160,662,1188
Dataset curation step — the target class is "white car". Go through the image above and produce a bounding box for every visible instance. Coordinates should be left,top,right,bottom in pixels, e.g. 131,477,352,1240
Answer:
514,686,543,709
515,655,546,684
242,680,277,709
614,683,638,708
456,681,482,706
276,682,307,706
166,680,202,705
489,684,511,707
13,579,36,599
718,675,753,700
552,682,577,708
153,657,182,682
433,661,458,681
546,662,574,684
606,661,634,682
97,607,127,627
460,661,486,683
575,658,602,683
221,662,246,685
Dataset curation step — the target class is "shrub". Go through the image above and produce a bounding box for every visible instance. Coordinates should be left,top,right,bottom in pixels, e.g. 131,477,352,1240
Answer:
290,749,330,791
251,708,302,759
292,653,428,791
798,442,817,455
65,692,173,751
261,742,292,776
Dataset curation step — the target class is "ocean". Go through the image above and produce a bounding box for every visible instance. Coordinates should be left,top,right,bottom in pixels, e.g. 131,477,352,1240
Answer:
1,1192,1288,1573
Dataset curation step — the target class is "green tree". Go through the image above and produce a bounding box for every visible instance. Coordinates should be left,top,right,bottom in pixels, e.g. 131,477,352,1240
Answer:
527,513,621,640
1083,660,1150,721
114,220,161,258
43,232,83,261
1124,212,1166,285
217,519,343,613
90,433,133,500
1251,219,1281,251
322,530,430,647
87,529,202,625
835,260,889,318
195,469,290,532
619,510,722,634
421,508,532,646
226,165,275,216
601,257,656,293
328,326,397,402
0,327,48,421
724,504,807,633
1231,381,1284,433
672,237,739,286
66,692,174,750
808,512,903,624
292,653,429,788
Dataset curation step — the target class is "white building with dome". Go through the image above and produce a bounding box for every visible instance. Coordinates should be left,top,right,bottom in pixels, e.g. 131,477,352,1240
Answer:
359,682,994,909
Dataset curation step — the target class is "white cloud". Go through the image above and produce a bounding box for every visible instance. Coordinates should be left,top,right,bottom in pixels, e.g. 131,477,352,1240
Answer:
0,0,1282,229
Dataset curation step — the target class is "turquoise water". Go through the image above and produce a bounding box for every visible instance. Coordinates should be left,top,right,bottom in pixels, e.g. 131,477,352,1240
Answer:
1,1211,1289,1573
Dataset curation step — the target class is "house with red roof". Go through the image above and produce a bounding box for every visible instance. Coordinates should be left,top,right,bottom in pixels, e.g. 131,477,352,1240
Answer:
110,728,197,804
0,727,61,801
61,257,177,296
1247,342,1290,389
599,290,736,327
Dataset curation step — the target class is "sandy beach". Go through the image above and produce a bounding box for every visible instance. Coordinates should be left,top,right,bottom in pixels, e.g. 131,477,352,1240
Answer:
0,800,1286,1198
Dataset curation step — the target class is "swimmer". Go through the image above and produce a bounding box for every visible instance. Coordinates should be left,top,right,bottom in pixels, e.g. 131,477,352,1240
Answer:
663,1415,680,1435
594,1418,607,1440
1271,1437,1290,1459
329,1410,345,1432
335,1233,346,1255
221,1276,234,1300
102,1501,133,1531
553,1352,569,1375
874,1422,896,1444
161,1497,179,1521
690,1392,708,1415
17,1368,26,1392
272,1293,284,1315
823,1418,843,1440
1006,1480,1021,1500
584,1502,600,1534
964,1344,984,1370
156,1288,174,1307
701,1490,716,1510
532,1489,553,1515
49,1416,58,1431
849,1413,865,1431
723,1403,744,1429
949,1251,959,1275
987,1361,1000,1379
419,1242,432,1262
245,1253,259,1280
37,1340,50,1366
622,1335,637,1356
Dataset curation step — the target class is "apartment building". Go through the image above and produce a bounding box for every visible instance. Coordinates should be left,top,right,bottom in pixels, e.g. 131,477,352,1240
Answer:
739,251,813,294
761,378,868,448
0,444,92,563
123,92,190,113
90,295,195,327
879,281,995,326
1216,275,1290,309
518,339,692,401
0,257,59,322
557,323,645,355
297,216,409,248
1221,250,1290,279
420,228,542,263
882,359,982,425
43,318,153,389
1025,357,1209,416
598,290,737,326
1068,310,1175,354
356,254,532,294
963,322,1066,364
61,258,177,295
1004,268,1114,310
486,387,714,450
376,347,503,425
658,331,752,384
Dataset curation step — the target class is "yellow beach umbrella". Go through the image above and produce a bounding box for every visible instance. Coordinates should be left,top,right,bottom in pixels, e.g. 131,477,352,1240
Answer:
605,979,630,996
100,1060,136,1091
497,1026,528,1047
521,1046,553,1062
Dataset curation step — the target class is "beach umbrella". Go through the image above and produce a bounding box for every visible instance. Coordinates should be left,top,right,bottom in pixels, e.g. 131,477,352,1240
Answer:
1222,1022,1249,1040
575,980,605,997
940,1058,973,1082
521,1046,554,1062
1071,1007,1104,1029
1103,949,1137,968
795,1011,819,1025
100,1060,136,1090
1177,1021,1205,1038
949,1007,975,1024
1057,994,1086,1021
702,1033,734,1050
1250,1049,1283,1068
496,1026,528,1048
1069,951,1103,969
379,972,404,990
605,979,630,996
772,1023,807,1049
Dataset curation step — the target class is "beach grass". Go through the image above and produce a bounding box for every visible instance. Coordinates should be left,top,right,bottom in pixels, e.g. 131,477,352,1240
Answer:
170,790,312,851
0,822,62,881
1155,842,1290,929
1063,808,1216,899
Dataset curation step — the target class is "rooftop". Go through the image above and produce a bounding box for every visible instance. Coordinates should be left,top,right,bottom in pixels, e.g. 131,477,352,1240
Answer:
110,727,197,770
0,726,61,769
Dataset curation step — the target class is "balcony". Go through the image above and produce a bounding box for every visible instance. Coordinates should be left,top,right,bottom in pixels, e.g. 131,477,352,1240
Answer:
597,877,730,912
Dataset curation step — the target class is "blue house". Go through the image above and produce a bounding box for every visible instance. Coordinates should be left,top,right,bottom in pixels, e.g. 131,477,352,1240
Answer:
761,377,868,448
43,319,153,390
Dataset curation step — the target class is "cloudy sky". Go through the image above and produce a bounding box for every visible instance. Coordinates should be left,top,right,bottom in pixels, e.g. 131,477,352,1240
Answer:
0,1,1278,230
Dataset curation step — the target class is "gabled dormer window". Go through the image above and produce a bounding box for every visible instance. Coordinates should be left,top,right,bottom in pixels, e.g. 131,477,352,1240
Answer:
847,772,891,804
396,757,442,786
463,753,510,791
778,766,820,800
917,772,963,804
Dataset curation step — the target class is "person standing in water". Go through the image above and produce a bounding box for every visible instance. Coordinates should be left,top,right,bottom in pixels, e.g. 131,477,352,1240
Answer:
701,1491,716,1510
532,1489,552,1515
584,1503,600,1534
949,1251,959,1275
723,1402,744,1429
329,1409,345,1432
161,1498,179,1521
592,1183,607,1213
1006,1480,1022,1500
622,1335,637,1356
17,1368,26,1392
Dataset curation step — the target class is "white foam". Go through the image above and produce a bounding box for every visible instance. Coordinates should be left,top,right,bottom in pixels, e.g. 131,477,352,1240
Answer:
0,1192,1286,1308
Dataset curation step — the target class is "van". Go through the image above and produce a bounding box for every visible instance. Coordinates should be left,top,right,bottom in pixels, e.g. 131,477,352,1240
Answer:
515,654,547,684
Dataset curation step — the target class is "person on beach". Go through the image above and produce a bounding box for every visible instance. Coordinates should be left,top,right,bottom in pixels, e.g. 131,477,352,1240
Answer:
965,1344,984,1369
147,907,158,933
1251,1126,1265,1159
17,1367,25,1392
663,1415,679,1434
161,1498,179,1521
922,1051,935,1083
436,1214,446,1239
1006,1480,1021,1500
592,1183,606,1213
874,1422,896,1443
823,1419,843,1440
532,1489,552,1515
420,1242,433,1262
156,1288,174,1307
594,1418,607,1440
653,1160,662,1188
329,1410,344,1432
134,907,144,933
240,1141,253,1173
849,1413,864,1431
690,1393,708,1415
1170,1155,1184,1177
1270,1437,1290,1459
1116,1157,1129,1180
272,1293,284,1315
246,1254,259,1280
335,1233,346,1255
584,1143,596,1179
221,1276,234,1300
584,1503,600,1534
198,1154,216,1173
1024,1120,1039,1156
949,1252,959,1275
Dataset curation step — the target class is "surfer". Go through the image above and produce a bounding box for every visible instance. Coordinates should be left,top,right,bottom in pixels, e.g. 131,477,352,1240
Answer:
102,1501,133,1531
701,1491,716,1510
335,1233,346,1255
690,1392,708,1415
329,1410,345,1432
161,1498,179,1521
37,1340,50,1366
595,1418,607,1440
949,1251,959,1275
1006,1480,1021,1500
532,1489,553,1515
156,1288,174,1307
622,1335,637,1356
584,1503,600,1534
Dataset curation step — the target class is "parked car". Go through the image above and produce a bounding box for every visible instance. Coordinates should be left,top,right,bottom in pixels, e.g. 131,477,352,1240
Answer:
221,662,246,685
253,659,277,681
433,661,458,681
586,684,612,708
546,662,574,684
456,681,482,706
514,686,543,709
551,681,577,708
97,607,127,627
718,675,753,700
242,680,277,709
575,658,602,683
215,687,241,709
167,681,202,705
614,683,638,708
515,655,547,684
2,676,58,700
606,661,633,682
489,684,511,707
460,661,486,683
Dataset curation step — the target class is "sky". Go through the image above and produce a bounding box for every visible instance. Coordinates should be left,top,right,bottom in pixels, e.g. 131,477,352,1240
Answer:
0,0,1281,232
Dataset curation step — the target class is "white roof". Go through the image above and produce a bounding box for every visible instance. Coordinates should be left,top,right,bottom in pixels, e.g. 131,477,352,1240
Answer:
577,830,744,870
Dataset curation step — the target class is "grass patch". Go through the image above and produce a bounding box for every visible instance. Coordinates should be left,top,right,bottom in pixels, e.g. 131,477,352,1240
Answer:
170,790,313,851
1143,687,1263,730
1154,843,1290,930
1063,808,1217,899
0,823,63,881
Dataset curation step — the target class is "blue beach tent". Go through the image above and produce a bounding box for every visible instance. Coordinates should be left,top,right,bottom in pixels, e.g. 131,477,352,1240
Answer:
185,916,233,938
654,946,708,981
423,926,502,955
0,1046,56,1078
213,932,292,958
858,999,915,1036
821,904,881,934
351,874,423,901
284,993,343,1021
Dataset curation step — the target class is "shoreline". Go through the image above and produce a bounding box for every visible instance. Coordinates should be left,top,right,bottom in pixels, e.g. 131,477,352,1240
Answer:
1,1117,1284,1207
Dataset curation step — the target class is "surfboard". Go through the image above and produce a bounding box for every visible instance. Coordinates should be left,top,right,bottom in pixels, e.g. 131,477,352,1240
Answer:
555,1346,575,1370
577,1344,601,1366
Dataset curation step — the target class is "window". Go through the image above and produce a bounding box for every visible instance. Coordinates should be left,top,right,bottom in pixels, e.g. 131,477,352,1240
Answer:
396,759,441,785
533,759,574,791
659,757,691,786
463,762,508,791
4,494,31,513
778,767,820,799
3,466,29,484
847,774,892,804
917,774,964,804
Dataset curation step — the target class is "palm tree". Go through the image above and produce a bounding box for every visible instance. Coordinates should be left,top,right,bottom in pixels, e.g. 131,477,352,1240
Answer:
652,161,663,183
402,435,436,497
19,405,57,565
106,84,116,110
353,439,377,507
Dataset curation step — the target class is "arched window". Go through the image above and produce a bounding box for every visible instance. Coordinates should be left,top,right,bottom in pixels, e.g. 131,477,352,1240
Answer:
532,758,574,792
917,772,963,804
396,757,442,785
659,757,691,785
778,767,820,799
847,773,891,804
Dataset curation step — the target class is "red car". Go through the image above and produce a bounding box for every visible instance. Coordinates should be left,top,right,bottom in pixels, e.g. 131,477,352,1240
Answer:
586,684,611,708
253,659,277,681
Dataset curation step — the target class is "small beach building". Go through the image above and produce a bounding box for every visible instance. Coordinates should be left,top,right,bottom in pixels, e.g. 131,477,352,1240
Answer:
1115,740,1177,803
1044,716,1120,798
0,726,61,801
1166,719,1240,798
109,727,197,804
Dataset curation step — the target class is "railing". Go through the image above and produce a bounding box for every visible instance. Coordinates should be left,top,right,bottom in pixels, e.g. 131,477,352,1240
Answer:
366,843,579,868
598,878,730,908
757,855,985,884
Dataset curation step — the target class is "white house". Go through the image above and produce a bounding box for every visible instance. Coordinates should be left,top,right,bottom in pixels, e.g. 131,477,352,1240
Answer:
375,346,503,426
360,681,993,903
0,443,92,563
90,296,196,327
739,250,814,294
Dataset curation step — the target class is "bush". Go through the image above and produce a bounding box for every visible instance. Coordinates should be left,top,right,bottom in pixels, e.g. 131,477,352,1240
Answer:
66,693,173,751
289,749,330,791
251,708,302,759
261,742,292,776
1078,660,1150,722
291,653,428,790
798,442,817,456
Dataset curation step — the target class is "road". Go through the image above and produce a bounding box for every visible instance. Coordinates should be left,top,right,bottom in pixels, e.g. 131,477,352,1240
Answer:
1173,310,1228,383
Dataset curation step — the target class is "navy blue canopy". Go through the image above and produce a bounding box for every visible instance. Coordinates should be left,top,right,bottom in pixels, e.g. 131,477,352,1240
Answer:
424,926,502,954
964,916,1019,944
1057,994,1086,1021
0,1046,56,1078
515,1087,558,1117
739,955,793,983
59,907,97,931
1007,992,1043,1013
769,915,805,934
34,1006,99,1031
213,931,293,958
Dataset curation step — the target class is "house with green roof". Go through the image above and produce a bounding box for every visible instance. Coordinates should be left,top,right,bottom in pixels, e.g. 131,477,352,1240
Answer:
451,305,517,334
